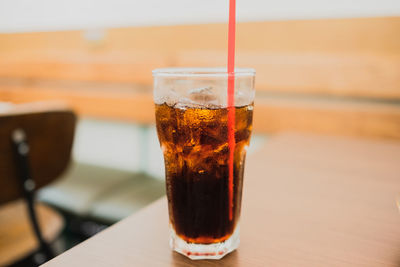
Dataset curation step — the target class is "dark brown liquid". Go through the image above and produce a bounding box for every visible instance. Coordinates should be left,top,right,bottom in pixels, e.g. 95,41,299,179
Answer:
155,103,253,244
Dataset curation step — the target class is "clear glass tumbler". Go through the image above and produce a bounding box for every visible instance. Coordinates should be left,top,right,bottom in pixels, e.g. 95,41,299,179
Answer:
153,68,255,260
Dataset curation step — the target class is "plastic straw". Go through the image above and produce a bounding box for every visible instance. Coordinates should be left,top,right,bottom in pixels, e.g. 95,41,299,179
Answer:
227,0,236,221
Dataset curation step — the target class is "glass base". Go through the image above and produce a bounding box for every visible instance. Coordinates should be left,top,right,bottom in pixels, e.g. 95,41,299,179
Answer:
170,226,240,260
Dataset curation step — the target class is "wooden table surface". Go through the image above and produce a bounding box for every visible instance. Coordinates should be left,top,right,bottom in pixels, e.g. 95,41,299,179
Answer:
43,133,400,266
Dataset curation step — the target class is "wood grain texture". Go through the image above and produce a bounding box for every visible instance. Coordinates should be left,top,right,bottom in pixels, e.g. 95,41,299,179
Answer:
0,17,399,139
0,86,154,124
0,17,399,98
0,102,76,204
42,133,400,267
177,51,400,99
0,200,64,266
0,17,398,53
2,86,400,140
253,96,400,140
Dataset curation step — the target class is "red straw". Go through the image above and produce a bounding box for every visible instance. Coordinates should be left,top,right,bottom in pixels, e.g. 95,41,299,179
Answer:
227,0,236,221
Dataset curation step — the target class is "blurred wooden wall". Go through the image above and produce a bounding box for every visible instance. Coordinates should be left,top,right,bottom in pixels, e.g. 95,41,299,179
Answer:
0,17,399,139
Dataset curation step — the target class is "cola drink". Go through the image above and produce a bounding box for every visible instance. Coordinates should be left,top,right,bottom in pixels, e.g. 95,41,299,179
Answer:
155,102,253,244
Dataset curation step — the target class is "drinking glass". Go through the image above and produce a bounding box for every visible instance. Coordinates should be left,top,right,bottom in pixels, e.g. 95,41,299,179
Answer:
153,67,255,260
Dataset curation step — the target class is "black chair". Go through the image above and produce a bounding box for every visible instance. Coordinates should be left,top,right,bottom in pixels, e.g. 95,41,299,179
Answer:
0,102,76,266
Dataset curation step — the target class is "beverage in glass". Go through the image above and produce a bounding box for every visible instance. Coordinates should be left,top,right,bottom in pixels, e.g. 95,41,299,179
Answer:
153,68,255,259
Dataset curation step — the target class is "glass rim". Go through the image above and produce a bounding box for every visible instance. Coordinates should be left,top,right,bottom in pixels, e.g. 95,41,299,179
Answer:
152,67,255,77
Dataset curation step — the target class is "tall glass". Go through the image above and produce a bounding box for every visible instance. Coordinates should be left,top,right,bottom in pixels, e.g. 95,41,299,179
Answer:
153,68,255,260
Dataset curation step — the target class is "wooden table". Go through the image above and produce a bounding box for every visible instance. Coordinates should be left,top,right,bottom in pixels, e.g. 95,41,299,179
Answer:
43,133,400,266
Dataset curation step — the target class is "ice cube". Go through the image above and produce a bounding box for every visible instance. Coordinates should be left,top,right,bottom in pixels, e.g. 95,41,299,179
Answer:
188,86,217,104
234,90,249,107
189,86,213,95
165,89,180,106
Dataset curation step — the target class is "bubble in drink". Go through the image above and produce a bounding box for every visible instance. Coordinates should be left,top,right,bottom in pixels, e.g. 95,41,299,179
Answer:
155,102,253,244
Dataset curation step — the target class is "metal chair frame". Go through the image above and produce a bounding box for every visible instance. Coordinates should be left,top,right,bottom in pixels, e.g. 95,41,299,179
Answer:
11,128,54,261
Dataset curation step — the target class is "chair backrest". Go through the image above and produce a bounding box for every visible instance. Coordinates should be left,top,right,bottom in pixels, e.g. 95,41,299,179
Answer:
0,102,76,204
